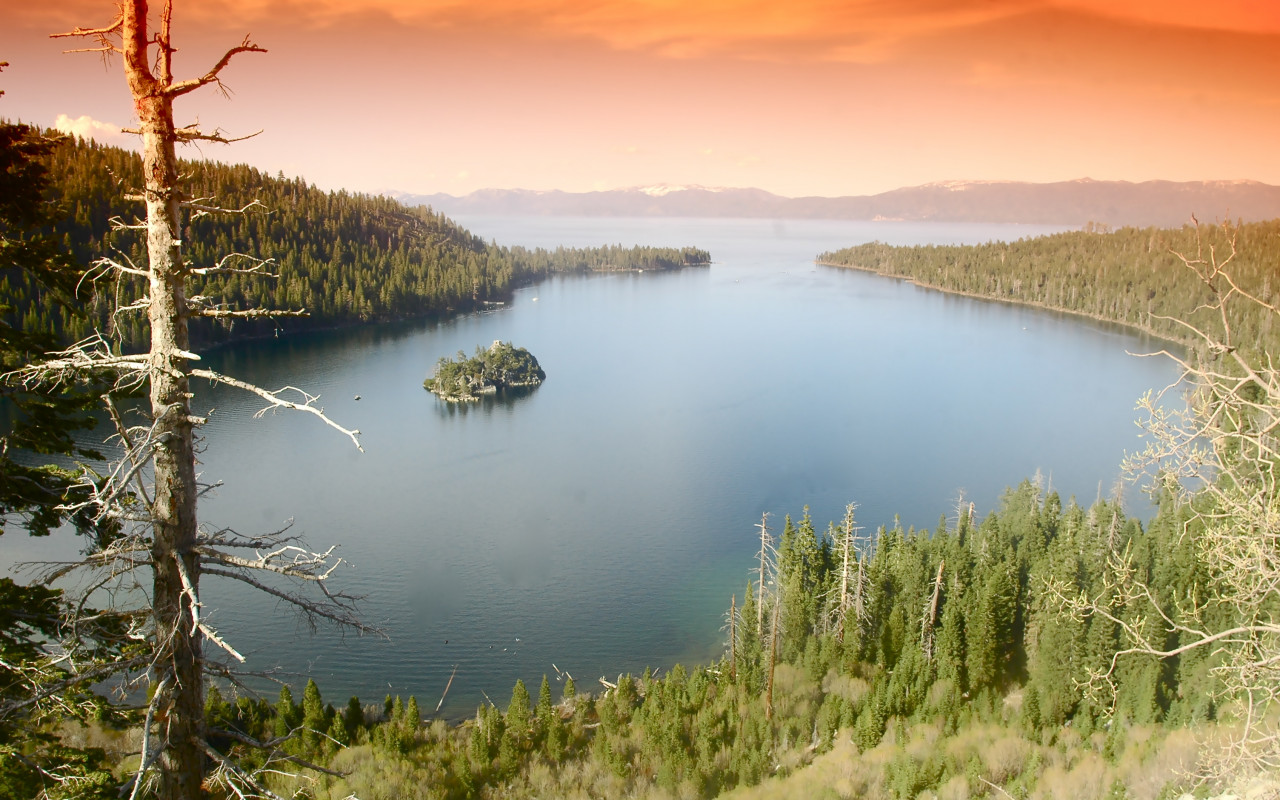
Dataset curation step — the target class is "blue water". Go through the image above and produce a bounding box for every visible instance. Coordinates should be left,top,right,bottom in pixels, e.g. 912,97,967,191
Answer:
3,218,1179,718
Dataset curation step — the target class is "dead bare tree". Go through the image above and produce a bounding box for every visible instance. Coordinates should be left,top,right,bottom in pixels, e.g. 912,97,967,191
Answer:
830,502,869,644
921,560,944,663
726,593,737,681
753,512,777,636
1053,220,1280,783
0,3,364,799
764,601,779,722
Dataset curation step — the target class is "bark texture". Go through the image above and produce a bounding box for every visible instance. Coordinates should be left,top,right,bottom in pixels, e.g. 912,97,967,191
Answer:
123,4,204,795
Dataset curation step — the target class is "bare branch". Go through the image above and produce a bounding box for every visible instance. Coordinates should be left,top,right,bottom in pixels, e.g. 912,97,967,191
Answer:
0,655,149,720
50,17,124,56
123,676,169,800
201,567,372,634
1080,220,1280,778
182,201,268,223
207,729,347,777
201,543,345,582
175,126,263,145
190,369,364,451
199,624,246,664
198,740,288,800
167,37,267,98
103,393,156,512
190,308,308,319
50,19,124,40
2,334,157,390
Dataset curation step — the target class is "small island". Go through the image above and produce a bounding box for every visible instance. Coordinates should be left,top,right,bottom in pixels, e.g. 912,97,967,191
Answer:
424,340,546,401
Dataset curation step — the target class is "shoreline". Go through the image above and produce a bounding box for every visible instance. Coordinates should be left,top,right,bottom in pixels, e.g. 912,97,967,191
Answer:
190,261,710,356
814,259,1184,349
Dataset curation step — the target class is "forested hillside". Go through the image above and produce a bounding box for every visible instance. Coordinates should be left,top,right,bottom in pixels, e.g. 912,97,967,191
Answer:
52,486,1211,800
2,131,709,350
819,220,1280,356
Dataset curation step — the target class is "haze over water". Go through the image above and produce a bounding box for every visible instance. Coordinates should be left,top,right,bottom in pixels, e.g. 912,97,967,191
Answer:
5,218,1180,718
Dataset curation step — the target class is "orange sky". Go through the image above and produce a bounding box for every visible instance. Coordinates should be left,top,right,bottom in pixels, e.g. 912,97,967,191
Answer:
2,1,1278,197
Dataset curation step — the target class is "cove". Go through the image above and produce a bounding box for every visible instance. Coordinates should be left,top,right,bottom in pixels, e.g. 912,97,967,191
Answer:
5,218,1182,719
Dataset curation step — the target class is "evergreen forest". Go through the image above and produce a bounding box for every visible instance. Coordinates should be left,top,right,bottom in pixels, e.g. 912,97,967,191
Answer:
22,487,1231,800
425,342,546,401
819,221,1280,356
0,130,710,352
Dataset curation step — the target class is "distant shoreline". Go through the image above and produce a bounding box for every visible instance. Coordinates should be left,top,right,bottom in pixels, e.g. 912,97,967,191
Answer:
814,259,1183,348
194,261,708,355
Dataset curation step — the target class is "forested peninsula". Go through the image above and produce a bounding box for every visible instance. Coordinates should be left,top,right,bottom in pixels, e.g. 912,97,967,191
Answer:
819,220,1280,356
2,130,710,351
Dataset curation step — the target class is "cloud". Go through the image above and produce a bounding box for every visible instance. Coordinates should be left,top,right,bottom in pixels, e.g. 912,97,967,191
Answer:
102,1,1025,62
22,2,1280,70
202,0,1280,62
53,114,129,145
1057,0,1280,36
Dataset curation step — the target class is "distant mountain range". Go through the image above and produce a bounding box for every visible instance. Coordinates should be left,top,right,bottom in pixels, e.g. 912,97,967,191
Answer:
390,179,1280,227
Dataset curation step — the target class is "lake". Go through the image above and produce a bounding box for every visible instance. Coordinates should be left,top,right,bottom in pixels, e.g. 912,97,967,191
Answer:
4,217,1180,718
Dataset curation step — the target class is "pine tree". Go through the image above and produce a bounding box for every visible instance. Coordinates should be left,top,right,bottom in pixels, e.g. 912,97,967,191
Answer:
343,696,364,744
274,686,299,739
504,678,532,748
325,712,348,749
405,696,421,728
469,708,491,776
537,675,565,762
966,568,1017,693
300,679,326,753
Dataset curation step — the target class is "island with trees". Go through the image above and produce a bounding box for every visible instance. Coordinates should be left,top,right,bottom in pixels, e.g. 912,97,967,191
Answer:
424,341,546,401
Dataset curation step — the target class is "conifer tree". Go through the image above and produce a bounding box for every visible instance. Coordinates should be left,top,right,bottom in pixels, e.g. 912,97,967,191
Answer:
505,679,532,747
406,696,421,730
300,679,326,752
325,712,348,749
0,71,126,796
343,696,364,744
0,117,101,538
274,686,299,739
469,708,491,775
966,568,1017,693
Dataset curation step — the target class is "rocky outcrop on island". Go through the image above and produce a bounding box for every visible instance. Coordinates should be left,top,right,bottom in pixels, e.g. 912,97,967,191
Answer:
424,341,545,401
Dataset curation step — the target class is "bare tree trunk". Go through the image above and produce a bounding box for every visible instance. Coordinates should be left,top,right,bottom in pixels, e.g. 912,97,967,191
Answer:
122,4,204,794
51,4,264,797
729,594,737,682
43,4,366,797
836,504,856,643
756,512,770,636
765,601,778,722
837,523,850,641
921,560,944,663
853,553,866,635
